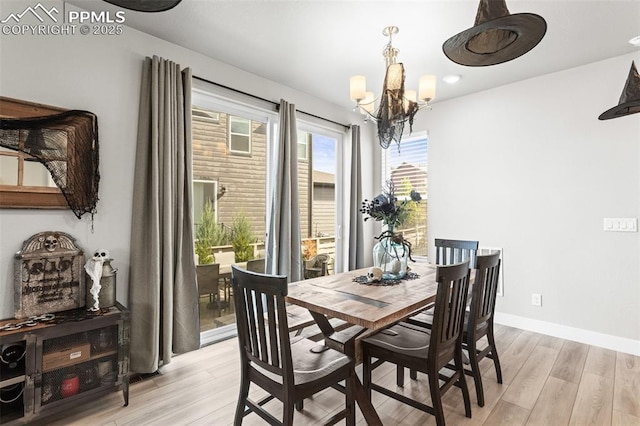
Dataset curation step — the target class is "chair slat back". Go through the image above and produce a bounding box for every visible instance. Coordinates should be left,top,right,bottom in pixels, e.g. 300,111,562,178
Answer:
435,239,479,269
196,263,220,296
232,265,293,382
429,260,470,369
469,252,501,336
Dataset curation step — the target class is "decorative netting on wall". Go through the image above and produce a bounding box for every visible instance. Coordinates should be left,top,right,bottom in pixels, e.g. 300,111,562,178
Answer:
0,110,100,219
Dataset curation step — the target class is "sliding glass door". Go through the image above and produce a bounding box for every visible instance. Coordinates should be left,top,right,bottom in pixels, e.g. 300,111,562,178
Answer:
192,89,274,344
192,84,345,345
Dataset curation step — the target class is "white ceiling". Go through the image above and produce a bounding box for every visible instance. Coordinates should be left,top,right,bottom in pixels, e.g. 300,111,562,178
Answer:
80,0,640,108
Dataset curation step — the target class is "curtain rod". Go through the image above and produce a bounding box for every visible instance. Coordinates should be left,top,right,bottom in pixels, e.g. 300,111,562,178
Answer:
193,75,350,130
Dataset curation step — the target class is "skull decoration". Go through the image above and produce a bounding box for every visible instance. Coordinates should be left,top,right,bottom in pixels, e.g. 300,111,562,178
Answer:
367,267,383,283
43,235,59,252
93,249,111,261
86,248,111,312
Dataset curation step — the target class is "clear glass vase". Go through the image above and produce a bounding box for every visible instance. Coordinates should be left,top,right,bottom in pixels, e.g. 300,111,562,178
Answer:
372,233,409,280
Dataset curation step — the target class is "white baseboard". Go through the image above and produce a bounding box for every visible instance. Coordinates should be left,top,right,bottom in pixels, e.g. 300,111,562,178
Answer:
494,312,640,356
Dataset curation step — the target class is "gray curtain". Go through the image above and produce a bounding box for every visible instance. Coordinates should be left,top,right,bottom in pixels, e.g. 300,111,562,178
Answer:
128,55,199,374
266,99,303,282
348,125,364,270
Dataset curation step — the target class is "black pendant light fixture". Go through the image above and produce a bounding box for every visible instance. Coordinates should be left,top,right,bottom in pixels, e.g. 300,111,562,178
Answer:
443,0,547,67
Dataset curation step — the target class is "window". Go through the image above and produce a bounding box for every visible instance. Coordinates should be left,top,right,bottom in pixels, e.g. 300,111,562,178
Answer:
297,131,309,161
298,127,339,273
228,115,251,154
193,107,220,124
193,180,218,227
382,134,428,256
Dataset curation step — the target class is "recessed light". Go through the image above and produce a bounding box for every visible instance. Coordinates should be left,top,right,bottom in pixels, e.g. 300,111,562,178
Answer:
442,74,461,84
630,35,640,47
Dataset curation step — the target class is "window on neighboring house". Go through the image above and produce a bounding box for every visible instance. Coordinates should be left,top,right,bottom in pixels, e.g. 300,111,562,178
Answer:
193,108,220,124
297,131,309,161
192,179,218,229
228,115,251,154
382,134,428,257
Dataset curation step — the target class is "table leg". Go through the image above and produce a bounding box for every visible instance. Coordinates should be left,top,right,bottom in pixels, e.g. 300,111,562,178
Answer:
352,374,382,426
307,311,382,425
309,311,336,337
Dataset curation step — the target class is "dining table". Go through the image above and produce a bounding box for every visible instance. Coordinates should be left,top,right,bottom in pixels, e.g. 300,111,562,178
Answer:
286,260,440,426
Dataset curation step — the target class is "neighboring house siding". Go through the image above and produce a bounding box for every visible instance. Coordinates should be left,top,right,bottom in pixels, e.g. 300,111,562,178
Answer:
192,110,316,243
313,184,334,236
390,162,427,196
298,159,310,238
390,162,428,255
192,113,267,242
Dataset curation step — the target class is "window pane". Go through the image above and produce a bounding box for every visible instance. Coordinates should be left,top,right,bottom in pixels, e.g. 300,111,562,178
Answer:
230,116,250,134
230,135,250,153
192,102,267,337
299,131,336,275
297,131,309,161
0,155,18,185
23,160,56,187
382,137,428,256
229,116,251,153
193,180,217,227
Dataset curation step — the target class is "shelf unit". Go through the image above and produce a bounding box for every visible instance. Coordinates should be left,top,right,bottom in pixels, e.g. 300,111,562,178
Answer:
0,303,129,424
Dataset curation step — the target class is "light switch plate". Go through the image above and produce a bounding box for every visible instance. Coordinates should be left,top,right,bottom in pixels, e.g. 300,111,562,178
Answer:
603,218,637,232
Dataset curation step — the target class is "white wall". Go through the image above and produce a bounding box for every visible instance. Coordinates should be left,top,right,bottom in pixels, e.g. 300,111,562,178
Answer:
0,5,376,319
420,53,640,352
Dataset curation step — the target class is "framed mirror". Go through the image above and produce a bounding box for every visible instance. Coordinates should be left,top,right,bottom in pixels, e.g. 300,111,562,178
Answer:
0,97,68,209
0,97,99,218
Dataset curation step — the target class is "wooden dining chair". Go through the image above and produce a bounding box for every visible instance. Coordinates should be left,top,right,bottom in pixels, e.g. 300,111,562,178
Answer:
231,265,356,425
362,261,472,426
403,252,503,407
458,251,502,406
403,238,479,329
405,238,478,321
435,238,479,269
196,263,222,313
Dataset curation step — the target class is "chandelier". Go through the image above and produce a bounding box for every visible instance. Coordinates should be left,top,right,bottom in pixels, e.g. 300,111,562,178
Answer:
350,26,436,149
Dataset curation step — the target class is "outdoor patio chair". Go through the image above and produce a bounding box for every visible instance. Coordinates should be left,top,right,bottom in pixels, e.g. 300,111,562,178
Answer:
303,254,330,279
196,263,222,313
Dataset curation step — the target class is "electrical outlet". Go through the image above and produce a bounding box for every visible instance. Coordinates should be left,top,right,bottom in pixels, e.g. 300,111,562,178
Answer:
531,293,542,307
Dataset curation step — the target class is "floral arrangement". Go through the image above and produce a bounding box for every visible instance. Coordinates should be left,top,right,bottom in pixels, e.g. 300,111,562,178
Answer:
360,181,422,269
360,181,422,229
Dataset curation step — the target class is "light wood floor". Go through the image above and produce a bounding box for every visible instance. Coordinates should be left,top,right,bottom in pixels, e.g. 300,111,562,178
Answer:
41,324,640,426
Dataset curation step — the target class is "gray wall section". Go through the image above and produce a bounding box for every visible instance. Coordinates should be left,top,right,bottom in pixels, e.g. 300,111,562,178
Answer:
420,53,639,343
